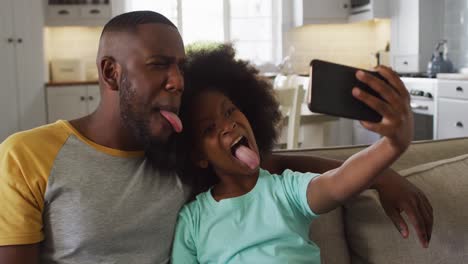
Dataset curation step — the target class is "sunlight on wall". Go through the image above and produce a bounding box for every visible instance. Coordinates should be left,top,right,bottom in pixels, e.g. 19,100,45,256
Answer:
44,27,103,81
285,19,391,74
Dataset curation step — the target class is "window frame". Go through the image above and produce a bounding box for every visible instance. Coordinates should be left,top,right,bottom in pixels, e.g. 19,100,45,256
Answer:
124,0,282,65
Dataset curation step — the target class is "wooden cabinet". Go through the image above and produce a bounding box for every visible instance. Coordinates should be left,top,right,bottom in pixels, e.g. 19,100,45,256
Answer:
0,0,45,142
436,80,468,139
46,85,101,123
287,0,350,26
390,0,444,73
44,0,112,26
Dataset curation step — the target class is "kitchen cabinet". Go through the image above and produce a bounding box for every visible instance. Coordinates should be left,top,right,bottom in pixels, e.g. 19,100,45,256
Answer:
436,80,468,139
352,120,380,145
44,0,112,26
46,85,101,123
286,0,350,26
0,0,45,142
390,0,444,73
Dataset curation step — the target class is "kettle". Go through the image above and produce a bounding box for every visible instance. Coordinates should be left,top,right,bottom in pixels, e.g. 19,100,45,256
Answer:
427,40,453,77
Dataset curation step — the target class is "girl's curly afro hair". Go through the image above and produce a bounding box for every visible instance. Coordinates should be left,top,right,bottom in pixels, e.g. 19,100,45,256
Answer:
178,44,282,195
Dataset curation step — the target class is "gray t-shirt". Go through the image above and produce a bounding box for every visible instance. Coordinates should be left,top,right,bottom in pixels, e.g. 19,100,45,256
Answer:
0,120,188,263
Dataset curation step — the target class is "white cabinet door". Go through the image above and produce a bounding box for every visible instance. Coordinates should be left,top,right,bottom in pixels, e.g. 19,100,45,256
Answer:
47,86,88,123
292,0,350,25
13,0,46,130
391,0,419,55
0,0,19,142
390,0,444,73
303,0,349,21
0,0,44,141
437,98,468,139
44,0,112,26
86,85,101,114
438,81,468,100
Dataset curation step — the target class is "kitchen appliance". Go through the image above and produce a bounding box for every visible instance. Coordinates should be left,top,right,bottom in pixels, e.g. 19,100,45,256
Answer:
427,40,453,77
351,0,371,13
349,0,388,22
50,59,85,82
401,77,435,141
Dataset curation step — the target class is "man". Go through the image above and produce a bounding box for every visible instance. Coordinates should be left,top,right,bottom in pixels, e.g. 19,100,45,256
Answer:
0,11,432,263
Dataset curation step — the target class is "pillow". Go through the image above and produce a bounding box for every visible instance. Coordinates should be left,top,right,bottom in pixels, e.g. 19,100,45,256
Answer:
343,154,468,264
309,207,351,264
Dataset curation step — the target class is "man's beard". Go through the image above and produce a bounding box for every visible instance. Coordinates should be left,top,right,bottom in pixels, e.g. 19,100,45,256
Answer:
119,74,179,173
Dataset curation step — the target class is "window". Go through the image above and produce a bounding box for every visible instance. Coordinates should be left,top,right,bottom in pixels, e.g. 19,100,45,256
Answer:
125,0,280,66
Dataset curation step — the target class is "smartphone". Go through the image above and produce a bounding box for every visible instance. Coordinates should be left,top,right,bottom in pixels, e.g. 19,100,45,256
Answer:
307,59,386,122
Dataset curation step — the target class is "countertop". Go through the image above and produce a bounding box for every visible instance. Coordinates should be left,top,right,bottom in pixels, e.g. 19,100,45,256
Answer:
436,73,468,80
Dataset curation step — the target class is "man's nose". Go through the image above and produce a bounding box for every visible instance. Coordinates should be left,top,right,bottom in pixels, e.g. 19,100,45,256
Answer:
164,64,184,94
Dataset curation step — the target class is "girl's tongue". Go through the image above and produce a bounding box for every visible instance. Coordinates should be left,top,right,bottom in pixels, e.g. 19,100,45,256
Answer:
234,145,260,170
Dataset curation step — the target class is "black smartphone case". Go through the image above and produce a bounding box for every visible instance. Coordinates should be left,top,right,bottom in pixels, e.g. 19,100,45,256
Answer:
308,59,385,122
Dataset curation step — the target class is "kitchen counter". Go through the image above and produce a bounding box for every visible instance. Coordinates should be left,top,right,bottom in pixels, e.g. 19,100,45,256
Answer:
436,73,468,80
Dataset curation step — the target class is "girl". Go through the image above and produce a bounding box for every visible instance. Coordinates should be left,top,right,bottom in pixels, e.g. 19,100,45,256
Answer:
172,44,413,263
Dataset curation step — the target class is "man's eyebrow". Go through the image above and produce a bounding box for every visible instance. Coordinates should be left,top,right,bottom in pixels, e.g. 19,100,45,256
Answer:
147,55,175,61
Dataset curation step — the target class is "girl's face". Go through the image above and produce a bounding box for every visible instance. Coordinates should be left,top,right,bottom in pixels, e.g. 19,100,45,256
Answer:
189,90,260,178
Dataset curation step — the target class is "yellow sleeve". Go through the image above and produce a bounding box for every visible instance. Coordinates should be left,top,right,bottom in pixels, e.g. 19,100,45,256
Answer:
0,121,70,246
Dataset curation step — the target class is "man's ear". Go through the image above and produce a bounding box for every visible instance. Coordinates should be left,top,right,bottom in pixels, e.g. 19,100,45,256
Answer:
100,56,121,91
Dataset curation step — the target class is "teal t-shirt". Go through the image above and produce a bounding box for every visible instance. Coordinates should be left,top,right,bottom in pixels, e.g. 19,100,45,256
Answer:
171,168,321,264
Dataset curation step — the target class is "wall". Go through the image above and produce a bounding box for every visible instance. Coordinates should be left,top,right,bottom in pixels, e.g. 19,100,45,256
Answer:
284,19,391,74
444,0,468,69
44,27,102,81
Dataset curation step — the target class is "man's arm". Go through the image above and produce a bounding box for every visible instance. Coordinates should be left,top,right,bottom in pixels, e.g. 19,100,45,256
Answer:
0,244,40,264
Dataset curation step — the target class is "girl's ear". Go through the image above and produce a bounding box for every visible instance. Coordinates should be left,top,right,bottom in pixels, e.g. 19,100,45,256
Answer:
191,151,209,169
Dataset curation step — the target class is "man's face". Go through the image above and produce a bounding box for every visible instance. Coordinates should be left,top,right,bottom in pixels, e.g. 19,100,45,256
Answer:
118,23,185,170
119,23,185,144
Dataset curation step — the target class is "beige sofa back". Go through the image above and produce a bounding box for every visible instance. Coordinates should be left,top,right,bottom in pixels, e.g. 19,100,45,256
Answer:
274,137,468,264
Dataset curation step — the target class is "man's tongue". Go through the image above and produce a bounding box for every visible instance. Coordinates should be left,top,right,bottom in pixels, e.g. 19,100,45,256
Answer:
160,110,183,133
234,145,260,170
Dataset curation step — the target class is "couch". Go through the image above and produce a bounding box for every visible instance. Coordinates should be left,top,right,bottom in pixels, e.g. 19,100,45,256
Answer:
275,137,468,264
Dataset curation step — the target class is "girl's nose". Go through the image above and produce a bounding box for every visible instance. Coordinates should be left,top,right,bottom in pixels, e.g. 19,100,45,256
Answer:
221,121,237,136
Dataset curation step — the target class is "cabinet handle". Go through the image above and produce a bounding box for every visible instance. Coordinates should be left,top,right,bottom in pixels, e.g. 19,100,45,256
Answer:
89,9,101,14
456,86,463,92
403,61,408,65
410,103,428,110
17,38,22,44
58,9,70,15
88,96,94,101
456,121,464,128
343,3,348,8
7,38,14,43
80,96,86,101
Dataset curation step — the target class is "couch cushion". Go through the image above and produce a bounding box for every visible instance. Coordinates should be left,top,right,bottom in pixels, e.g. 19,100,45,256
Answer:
275,137,468,171
343,154,468,263
309,207,350,264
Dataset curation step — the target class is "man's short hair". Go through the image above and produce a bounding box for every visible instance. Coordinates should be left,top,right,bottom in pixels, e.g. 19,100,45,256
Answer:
102,10,176,36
